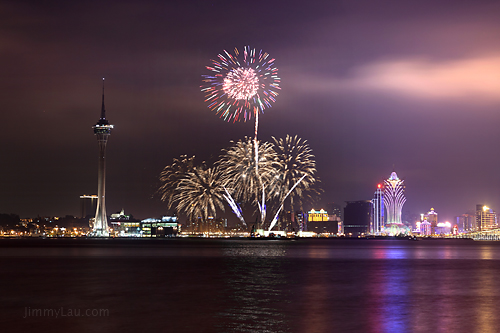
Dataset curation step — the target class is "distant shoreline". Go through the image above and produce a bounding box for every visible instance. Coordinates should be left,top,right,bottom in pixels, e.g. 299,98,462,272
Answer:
0,236,476,247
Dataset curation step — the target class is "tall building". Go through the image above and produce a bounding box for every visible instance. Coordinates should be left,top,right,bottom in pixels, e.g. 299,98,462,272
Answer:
456,213,476,232
476,205,497,231
371,183,384,234
295,211,306,231
80,194,98,219
91,79,114,237
344,200,372,236
424,208,438,234
384,171,406,225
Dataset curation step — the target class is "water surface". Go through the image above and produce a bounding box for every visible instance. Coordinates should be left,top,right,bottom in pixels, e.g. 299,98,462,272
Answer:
1,238,499,332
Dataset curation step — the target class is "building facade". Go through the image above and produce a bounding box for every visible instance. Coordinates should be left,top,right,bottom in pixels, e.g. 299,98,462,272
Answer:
344,200,372,236
424,208,438,234
456,213,476,232
383,171,406,225
476,205,497,231
307,209,339,234
420,220,432,236
371,184,384,234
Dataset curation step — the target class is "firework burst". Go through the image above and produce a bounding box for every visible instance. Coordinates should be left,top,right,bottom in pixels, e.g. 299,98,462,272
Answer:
158,155,196,209
218,137,278,204
268,135,318,221
173,166,225,222
201,46,280,122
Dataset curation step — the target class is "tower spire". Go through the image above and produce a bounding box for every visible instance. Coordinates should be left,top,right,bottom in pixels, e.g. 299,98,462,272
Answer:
96,77,109,126
101,77,106,120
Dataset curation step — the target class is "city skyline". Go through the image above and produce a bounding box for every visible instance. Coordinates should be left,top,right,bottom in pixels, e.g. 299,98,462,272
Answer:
1,0,500,223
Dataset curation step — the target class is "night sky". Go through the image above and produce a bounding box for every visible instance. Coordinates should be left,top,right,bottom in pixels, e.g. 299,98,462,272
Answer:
1,0,500,223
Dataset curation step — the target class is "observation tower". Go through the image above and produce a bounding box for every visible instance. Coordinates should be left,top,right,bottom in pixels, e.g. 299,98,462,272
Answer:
91,79,114,237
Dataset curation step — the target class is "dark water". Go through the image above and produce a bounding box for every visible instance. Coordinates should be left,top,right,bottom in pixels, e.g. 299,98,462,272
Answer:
1,238,500,333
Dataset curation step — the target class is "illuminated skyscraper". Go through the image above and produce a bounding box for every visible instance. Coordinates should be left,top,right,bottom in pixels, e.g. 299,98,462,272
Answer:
91,79,114,237
383,171,406,225
371,184,384,234
425,208,438,234
476,204,497,231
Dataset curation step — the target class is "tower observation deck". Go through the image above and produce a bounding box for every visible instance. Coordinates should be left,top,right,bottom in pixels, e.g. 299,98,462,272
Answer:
91,78,114,237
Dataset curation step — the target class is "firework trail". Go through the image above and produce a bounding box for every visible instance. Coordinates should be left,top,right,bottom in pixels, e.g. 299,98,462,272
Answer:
223,186,246,227
268,174,306,231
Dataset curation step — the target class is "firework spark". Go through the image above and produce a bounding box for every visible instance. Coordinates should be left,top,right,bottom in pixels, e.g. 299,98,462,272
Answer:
158,155,196,209
223,186,246,227
201,46,280,123
223,67,259,100
268,135,319,230
218,137,278,205
173,166,225,222
270,135,317,202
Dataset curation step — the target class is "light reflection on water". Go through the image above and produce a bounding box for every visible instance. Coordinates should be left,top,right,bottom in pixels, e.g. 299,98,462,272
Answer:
218,243,290,332
3,239,500,332
223,243,287,257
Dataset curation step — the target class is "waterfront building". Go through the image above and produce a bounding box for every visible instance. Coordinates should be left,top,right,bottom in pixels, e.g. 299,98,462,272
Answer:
371,184,384,234
141,216,179,237
456,213,476,233
91,79,114,237
204,216,225,233
111,220,141,237
295,211,306,231
282,210,298,231
476,205,497,231
383,171,406,225
420,220,431,236
181,215,226,234
308,209,329,221
425,208,438,234
344,201,372,236
109,209,141,236
307,209,340,234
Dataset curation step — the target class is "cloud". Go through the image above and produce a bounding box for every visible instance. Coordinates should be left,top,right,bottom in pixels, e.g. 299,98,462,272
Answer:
293,55,500,102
